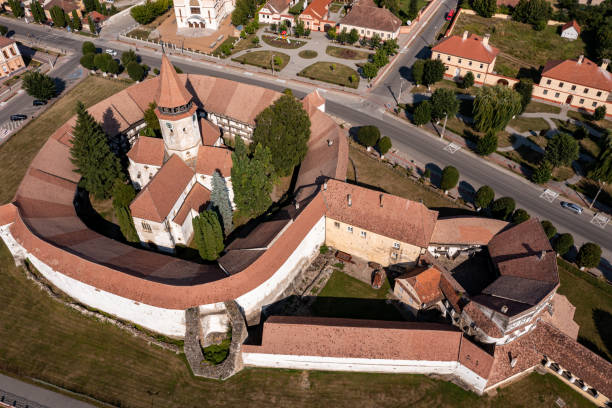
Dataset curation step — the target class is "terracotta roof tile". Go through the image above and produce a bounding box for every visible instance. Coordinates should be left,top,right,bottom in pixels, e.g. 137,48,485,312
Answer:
463,301,503,338
322,179,438,247
432,33,500,64
339,1,401,33
44,0,80,11
301,0,332,19
156,54,192,108
127,136,165,167
0,37,16,48
173,183,210,225
459,336,494,379
130,154,194,222
244,316,464,361
542,57,612,92
0,203,17,226
302,90,325,115
539,293,579,340
195,146,232,177
199,117,221,146
264,0,291,13
430,216,508,245
396,266,443,304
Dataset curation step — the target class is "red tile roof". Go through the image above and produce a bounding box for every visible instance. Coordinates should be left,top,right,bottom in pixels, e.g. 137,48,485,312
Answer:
322,179,438,248
0,37,16,48
463,301,503,339
541,57,612,92
263,0,291,13
430,216,508,245
561,20,580,35
130,154,194,222
195,146,233,177
339,1,402,33
127,136,165,167
44,0,80,11
396,266,443,305
199,117,221,146
156,54,192,108
302,90,325,115
87,10,107,22
458,335,494,379
301,0,332,20
539,293,579,340
173,183,210,225
432,33,500,64
0,203,17,226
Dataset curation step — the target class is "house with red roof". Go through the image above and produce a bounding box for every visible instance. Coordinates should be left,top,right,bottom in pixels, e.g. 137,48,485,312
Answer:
258,0,302,27
532,55,612,114
561,20,580,41
431,31,501,85
338,0,402,40
298,0,335,32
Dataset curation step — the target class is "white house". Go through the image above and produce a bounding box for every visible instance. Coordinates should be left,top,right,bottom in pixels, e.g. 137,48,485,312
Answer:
561,20,580,41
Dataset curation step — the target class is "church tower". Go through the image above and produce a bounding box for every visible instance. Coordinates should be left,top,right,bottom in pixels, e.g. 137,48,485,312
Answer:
155,54,201,162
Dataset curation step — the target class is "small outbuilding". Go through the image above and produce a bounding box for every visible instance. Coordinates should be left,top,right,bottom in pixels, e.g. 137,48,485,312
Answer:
561,20,580,41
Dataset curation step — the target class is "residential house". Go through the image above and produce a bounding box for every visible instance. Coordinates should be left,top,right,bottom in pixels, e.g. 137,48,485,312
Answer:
84,10,107,28
298,0,335,32
338,0,402,40
258,0,302,27
43,0,84,19
560,20,580,41
431,31,504,85
532,55,612,114
0,37,25,78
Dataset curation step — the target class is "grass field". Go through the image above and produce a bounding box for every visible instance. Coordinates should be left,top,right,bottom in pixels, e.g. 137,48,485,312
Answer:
523,101,562,114
0,75,131,205
298,62,360,88
298,50,318,58
262,35,306,49
507,117,550,133
557,259,612,362
325,45,371,60
232,51,290,71
347,144,467,211
0,238,598,408
453,14,586,78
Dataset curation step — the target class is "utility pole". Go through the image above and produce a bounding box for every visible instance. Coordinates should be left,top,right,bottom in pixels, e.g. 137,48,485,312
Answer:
398,79,406,106
271,53,275,76
440,112,448,139
590,180,606,209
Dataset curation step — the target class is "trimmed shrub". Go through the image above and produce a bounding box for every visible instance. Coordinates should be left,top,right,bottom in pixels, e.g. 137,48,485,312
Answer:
377,136,392,155
477,131,498,156
462,71,474,89
474,185,494,209
413,100,432,126
576,242,602,269
440,165,459,192
531,160,552,184
541,220,556,240
553,233,574,256
357,125,380,148
490,197,516,220
511,208,530,224
82,41,96,54
126,61,145,81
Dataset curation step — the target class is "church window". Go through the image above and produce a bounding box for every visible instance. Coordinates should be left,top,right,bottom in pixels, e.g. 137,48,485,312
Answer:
166,122,173,130
190,6,200,13
141,222,152,233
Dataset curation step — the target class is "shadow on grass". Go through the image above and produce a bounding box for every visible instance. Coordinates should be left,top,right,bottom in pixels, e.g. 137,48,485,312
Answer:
593,309,612,361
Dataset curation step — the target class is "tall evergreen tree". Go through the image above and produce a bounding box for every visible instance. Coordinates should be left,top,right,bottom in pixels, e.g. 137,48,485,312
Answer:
49,5,67,27
142,102,161,137
84,0,95,11
231,137,273,217
252,94,311,177
70,9,81,30
69,101,123,199
192,210,224,261
112,179,139,242
88,15,96,34
545,132,579,168
211,170,233,236
7,0,24,18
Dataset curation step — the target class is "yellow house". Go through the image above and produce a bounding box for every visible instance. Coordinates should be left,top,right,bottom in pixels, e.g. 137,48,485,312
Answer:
431,31,502,85
322,179,438,267
0,37,25,78
532,56,612,114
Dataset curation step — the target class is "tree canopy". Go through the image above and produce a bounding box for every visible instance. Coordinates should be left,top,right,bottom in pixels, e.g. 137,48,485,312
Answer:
413,100,432,126
514,79,533,113
473,85,522,133
192,210,224,261
231,0,257,26
553,233,574,256
357,125,381,147
576,242,602,269
440,165,459,192
252,94,311,177
411,59,425,85
532,160,553,184
69,101,123,200
545,132,579,168
21,71,56,101
512,0,552,29
126,61,145,81
474,185,494,209
112,180,139,242
377,136,392,155
82,41,96,55
430,88,459,120
589,135,612,183
491,196,516,220
541,220,556,240
477,131,498,156
511,208,530,224
211,171,233,236
231,137,274,217
422,59,446,87
473,0,496,18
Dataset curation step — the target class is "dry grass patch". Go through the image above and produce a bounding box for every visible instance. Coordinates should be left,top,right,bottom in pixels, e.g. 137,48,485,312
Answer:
325,45,372,60
298,61,360,88
524,101,561,114
0,75,131,205
232,51,290,71
508,117,550,133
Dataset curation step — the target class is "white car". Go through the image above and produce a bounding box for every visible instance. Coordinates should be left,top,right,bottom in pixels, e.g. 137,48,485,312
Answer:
105,49,118,57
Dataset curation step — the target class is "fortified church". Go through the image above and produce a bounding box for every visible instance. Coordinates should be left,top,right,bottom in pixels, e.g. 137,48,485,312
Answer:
0,54,610,405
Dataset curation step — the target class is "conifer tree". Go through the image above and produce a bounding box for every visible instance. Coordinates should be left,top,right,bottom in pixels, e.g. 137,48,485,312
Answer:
69,101,123,200
88,15,96,34
71,9,82,30
231,137,273,217
211,170,233,236
192,210,224,261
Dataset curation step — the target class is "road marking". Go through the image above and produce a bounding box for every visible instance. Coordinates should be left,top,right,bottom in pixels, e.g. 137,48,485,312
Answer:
276,79,286,83
243,72,253,76
590,213,610,229
540,189,559,203
443,143,461,154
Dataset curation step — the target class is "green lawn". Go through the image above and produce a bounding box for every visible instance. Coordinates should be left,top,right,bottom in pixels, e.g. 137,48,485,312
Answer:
232,51,290,71
399,0,428,20
325,45,372,60
262,35,306,49
298,61,360,88
579,137,601,159
298,50,318,59
0,75,131,205
453,14,587,78
0,238,598,407
524,101,562,114
311,270,403,320
557,259,612,362
507,117,550,133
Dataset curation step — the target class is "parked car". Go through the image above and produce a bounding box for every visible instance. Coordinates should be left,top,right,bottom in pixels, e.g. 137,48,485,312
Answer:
33,99,47,106
105,49,117,57
446,9,455,21
560,201,583,215
10,114,27,121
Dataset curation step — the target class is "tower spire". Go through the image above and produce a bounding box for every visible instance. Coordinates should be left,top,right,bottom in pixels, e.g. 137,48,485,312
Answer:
156,54,192,109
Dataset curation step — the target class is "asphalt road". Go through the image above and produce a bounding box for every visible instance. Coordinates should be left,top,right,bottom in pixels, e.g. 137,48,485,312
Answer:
1,16,611,277
0,373,96,408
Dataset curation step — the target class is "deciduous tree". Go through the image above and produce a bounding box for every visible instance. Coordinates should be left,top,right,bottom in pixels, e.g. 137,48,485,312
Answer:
511,208,530,224
82,41,96,55
531,160,552,183
490,196,515,220
474,185,494,209
553,232,573,256
473,0,496,18
430,88,459,120
252,94,311,177
411,59,425,85
80,53,96,70
541,220,556,240
377,136,392,156
440,165,459,192
477,131,498,156
126,61,145,81
576,242,602,269
593,106,606,121
357,125,380,149
422,59,445,87
362,62,378,81
545,132,579,168
514,79,533,113
461,71,474,89
112,179,139,242
413,100,432,126
231,137,274,217
121,49,138,66
473,85,522,133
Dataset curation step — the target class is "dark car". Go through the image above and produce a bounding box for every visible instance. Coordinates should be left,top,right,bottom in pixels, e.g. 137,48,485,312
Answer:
33,99,47,106
560,201,583,215
10,114,27,121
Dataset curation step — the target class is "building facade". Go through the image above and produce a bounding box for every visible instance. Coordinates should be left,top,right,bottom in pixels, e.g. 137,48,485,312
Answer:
258,0,300,26
173,0,235,30
560,20,580,41
0,38,24,78
298,0,335,32
338,0,402,40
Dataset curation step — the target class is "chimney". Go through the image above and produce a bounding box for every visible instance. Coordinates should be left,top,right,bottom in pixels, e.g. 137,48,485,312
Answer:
295,200,300,210
578,55,584,64
601,59,610,71
347,194,352,207
482,34,490,47
538,250,546,261
379,194,383,208
327,139,334,146
501,305,508,314
323,181,327,191
510,357,518,368
462,30,468,40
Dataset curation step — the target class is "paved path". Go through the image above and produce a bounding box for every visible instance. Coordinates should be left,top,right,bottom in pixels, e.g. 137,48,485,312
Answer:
0,373,96,408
